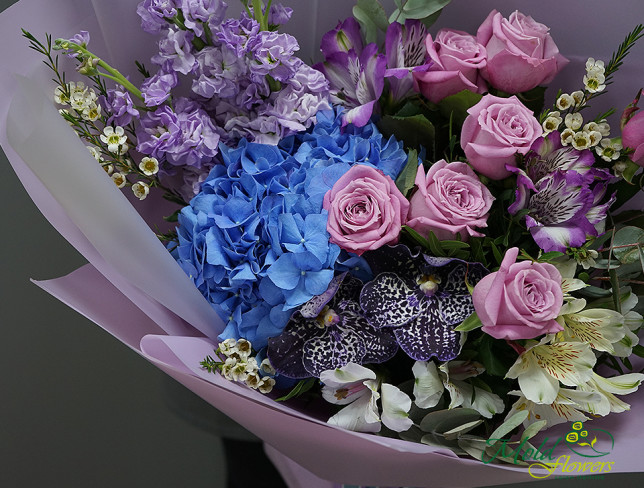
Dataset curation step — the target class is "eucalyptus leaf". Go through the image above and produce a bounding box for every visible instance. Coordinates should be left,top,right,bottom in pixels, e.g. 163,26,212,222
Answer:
443,419,484,440
488,410,529,442
353,0,389,44
613,226,644,264
521,420,548,441
419,408,480,433
389,0,451,24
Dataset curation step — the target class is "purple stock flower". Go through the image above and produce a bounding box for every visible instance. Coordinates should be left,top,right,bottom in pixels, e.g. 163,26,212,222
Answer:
315,43,386,127
136,104,180,159
137,0,179,34
101,85,140,126
249,31,301,83
509,132,615,252
268,4,293,26
181,0,228,36
385,19,432,102
216,16,261,57
152,28,197,74
192,45,245,99
360,245,487,362
267,273,398,379
141,63,178,106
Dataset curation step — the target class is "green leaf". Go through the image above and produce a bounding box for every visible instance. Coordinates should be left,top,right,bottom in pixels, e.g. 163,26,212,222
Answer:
454,311,483,332
402,225,432,252
395,149,420,197
353,0,389,44
478,334,508,376
538,251,565,262
622,160,641,183
632,344,644,358
275,377,317,402
488,410,529,442
521,420,548,442
377,113,435,152
419,408,480,433
163,209,180,222
613,226,644,264
426,230,447,257
517,86,547,115
389,0,451,24
438,89,483,127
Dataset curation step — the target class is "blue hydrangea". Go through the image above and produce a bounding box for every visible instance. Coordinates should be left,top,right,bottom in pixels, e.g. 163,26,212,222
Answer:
174,107,408,348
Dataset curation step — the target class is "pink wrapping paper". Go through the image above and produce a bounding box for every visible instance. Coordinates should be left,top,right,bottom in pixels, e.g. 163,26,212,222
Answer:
2,0,644,486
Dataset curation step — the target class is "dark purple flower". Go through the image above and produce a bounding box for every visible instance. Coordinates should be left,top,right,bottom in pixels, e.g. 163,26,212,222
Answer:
509,132,615,252
360,245,487,362
137,0,178,34
181,0,228,36
267,273,398,378
101,85,140,126
152,28,197,74
141,63,178,107
315,43,386,127
385,19,432,102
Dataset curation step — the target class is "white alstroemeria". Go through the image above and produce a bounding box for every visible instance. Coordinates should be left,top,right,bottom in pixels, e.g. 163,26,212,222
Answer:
557,298,625,353
139,156,159,176
574,249,598,270
572,131,591,150
132,181,150,200
565,112,583,130
506,339,596,404
552,257,587,294
596,138,622,162
411,361,503,419
542,111,563,134
612,293,643,357
100,126,127,153
111,172,127,188
506,389,601,428
321,363,412,433
556,94,574,111
577,372,644,416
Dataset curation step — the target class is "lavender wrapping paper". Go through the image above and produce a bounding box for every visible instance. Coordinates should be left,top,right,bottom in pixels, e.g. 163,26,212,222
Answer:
1,0,643,486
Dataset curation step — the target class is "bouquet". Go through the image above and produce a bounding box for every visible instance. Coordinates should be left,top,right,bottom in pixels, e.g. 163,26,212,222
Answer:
3,0,644,486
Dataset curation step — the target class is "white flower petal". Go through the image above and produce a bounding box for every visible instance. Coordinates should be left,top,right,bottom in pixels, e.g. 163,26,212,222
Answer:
380,383,413,432
327,381,380,433
412,361,444,408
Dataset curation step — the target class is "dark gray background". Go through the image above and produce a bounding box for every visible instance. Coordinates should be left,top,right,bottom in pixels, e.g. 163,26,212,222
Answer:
1,1,644,487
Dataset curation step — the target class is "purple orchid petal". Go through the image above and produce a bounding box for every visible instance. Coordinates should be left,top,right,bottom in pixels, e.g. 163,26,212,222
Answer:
360,272,423,329
299,272,347,318
393,298,461,362
302,326,366,377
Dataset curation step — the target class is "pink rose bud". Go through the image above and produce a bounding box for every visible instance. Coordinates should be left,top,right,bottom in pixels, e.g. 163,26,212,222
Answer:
461,94,543,180
407,160,494,240
414,29,487,104
323,165,409,255
623,110,644,166
473,247,564,340
477,10,568,94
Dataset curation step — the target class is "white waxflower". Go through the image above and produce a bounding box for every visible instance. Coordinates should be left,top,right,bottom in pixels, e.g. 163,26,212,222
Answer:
132,181,150,200
258,377,276,394
574,248,598,269
218,338,238,356
54,85,70,105
111,172,127,188
245,373,261,389
542,111,563,134
100,126,128,153
103,164,114,176
585,57,605,74
587,130,602,147
82,102,101,121
571,131,591,150
564,112,583,130
260,358,276,376
613,161,628,178
236,338,252,359
560,128,575,146
571,90,585,107
87,145,103,162
596,138,622,161
583,70,606,93
139,157,159,176
596,119,611,137
556,94,574,111
245,356,259,374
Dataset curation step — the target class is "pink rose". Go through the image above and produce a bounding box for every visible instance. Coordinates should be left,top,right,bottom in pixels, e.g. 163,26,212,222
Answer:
407,160,494,240
623,111,644,166
414,29,487,104
473,247,564,341
477,10,568,94
323,165,409,255
461,94,542,180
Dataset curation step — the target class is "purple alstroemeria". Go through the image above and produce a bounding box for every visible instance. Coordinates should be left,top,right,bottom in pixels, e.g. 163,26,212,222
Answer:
384,19,432,103
320,17,364,58
267,273,398,378
315,43,386,127
360,245,487,362
509,132,615,252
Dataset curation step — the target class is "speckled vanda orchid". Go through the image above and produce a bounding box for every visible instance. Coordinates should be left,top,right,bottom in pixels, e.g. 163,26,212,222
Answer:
508,131,615,253
384,19,432,104
359,245,487,362
412,360,504,419
267,273,398,379
315,18,386,127
321,362,413,433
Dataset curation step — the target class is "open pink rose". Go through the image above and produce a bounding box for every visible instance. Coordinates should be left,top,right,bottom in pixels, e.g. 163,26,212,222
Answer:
414,29,487,104
477,10,568,94
407,160,494,240
461,94,542,180
623,110,644,166
473,247,564,340
323,165,409,255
